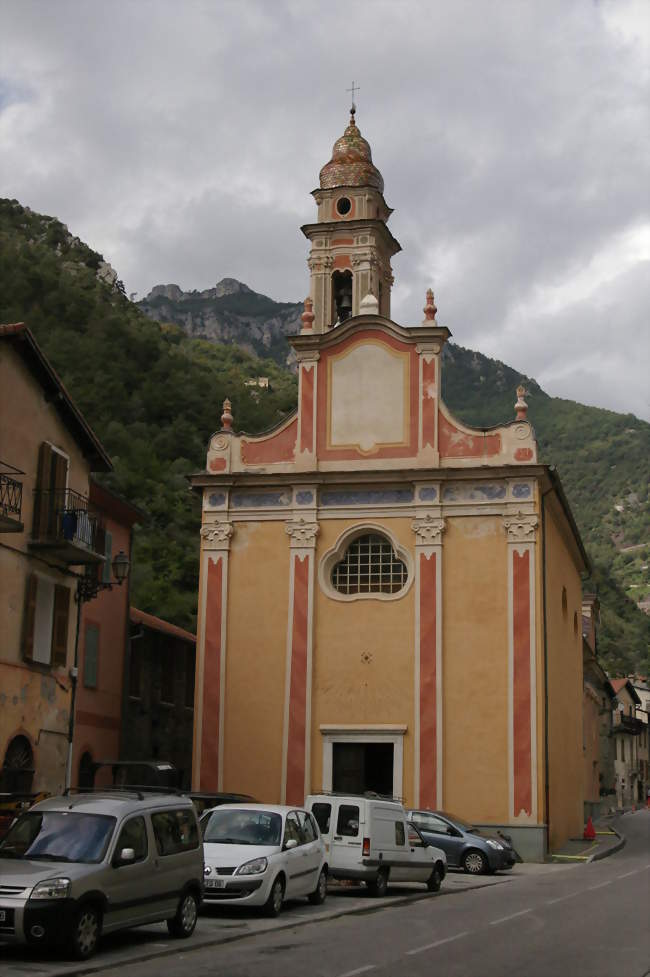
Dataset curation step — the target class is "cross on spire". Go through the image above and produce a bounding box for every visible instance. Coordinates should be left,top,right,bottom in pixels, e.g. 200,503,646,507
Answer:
346,81,360,114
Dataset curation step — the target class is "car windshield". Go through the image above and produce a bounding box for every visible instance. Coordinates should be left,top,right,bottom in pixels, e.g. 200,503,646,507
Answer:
203,809,282,846
439,812,475,832
0,811,116,863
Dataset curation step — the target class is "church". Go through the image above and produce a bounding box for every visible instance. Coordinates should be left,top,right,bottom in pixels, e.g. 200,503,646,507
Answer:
190,108,588,859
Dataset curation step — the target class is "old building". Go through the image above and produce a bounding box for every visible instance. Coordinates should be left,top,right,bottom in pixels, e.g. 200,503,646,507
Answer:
0,323,111,795
582,596,616,818
191,110,590,858
72,482,140,787
123,608,196,788
632,678,649,805
610,678,643,808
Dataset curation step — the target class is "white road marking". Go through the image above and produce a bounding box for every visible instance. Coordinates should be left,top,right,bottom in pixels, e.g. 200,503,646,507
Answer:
338,966,376,977
616,869,640,879
489,908,532,926
546,892,581,905
406,931,470,955
586,881,612,891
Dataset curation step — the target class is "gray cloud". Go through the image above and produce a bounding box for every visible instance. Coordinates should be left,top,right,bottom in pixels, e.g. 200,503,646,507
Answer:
1,0,648,418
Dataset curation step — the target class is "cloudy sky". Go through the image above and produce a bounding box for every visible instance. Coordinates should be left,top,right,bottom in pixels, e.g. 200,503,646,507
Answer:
1,0,648,419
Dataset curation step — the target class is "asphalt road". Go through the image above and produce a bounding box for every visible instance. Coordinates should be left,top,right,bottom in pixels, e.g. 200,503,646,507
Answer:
5,811,650,977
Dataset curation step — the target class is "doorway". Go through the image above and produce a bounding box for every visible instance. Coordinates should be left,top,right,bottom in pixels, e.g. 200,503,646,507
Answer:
332,742,394,796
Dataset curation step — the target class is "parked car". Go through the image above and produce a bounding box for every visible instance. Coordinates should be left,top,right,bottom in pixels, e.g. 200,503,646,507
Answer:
189,792,256,820
0,790,203,959
406,809,516,874
306,793,446,896
201,804,327,916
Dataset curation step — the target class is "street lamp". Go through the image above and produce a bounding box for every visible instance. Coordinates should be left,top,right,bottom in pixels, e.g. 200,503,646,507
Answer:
65,551,131,790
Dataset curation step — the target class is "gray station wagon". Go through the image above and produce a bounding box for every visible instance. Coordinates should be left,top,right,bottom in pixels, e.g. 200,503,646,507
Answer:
0,790,203,959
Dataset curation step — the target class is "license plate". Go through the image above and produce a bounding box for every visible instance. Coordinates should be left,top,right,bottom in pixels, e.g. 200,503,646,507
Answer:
206,878,226,889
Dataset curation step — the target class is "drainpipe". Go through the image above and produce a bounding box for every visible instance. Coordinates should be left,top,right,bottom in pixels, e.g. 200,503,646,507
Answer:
541,488,551,857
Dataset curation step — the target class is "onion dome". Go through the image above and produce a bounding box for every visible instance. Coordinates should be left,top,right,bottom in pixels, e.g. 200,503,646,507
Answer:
319,109,384,192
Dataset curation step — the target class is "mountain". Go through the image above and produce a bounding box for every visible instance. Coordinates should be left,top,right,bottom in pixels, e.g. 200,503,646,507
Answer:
1,198,648,674
138,280,301,366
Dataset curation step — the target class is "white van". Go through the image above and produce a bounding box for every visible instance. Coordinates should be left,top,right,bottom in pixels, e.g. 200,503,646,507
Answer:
305,793,446,897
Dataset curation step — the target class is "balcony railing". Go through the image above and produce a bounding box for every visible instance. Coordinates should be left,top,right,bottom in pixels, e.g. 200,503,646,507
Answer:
613,714,645,736
30,487,105,565
0,463,24,533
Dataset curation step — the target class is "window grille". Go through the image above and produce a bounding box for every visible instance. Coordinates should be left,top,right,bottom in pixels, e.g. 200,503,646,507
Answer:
331,533,407,595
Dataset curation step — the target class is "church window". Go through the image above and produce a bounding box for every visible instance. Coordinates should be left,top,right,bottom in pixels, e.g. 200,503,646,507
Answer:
331,533,408,595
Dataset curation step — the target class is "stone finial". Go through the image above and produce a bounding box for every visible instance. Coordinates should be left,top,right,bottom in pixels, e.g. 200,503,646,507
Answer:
422,288,437,322
301,296,315,332
514,385,528,421
359,292,379,315
220,397,233,432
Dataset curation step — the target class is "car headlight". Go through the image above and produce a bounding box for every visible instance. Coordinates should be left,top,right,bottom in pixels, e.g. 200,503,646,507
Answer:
236,857,268,876
486,840,503,850
30,878,71,900
204,865,212,876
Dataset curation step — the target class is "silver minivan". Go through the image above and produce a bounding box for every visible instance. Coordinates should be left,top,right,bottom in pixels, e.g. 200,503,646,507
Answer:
0,790,203,959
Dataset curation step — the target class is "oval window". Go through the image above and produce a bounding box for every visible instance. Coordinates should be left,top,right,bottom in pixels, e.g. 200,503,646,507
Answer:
336,196,352,216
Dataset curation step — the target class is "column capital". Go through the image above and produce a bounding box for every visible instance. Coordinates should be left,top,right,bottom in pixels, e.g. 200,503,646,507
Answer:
412,515,445,545
200,521,234,550
286,517,320,549
503,511,538,544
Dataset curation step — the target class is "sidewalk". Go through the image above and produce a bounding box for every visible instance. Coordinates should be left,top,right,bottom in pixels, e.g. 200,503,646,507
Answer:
550,815,626,863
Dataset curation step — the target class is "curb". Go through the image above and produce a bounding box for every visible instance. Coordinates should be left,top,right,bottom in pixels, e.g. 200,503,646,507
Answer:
587,824,626,863
42,879,512,977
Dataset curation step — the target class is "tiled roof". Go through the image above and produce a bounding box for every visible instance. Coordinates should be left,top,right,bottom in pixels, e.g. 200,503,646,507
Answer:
130,606,196,644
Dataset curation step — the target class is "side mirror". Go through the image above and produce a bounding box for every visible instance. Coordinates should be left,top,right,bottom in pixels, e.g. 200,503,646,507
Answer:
115,847,136,866
284,838,298,851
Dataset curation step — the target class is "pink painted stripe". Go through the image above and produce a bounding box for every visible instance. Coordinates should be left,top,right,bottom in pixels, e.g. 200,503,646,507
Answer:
300,366,314,454
419,552,437,809
421,357,436,448
513,550,532,816
200,557,222,791
286,554,309,805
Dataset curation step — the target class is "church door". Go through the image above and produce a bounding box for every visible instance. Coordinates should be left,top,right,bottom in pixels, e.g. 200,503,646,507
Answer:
332,742,394,796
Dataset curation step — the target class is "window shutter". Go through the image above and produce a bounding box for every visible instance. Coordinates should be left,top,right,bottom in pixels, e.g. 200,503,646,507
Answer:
52,451,68,493
102,530,113,584
84,625,100,688
33,443,53,538
51,585,71,668
22,574,38,661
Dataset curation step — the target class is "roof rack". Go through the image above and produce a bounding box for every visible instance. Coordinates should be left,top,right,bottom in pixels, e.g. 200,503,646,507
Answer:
62,786,185,801
310,790,404,803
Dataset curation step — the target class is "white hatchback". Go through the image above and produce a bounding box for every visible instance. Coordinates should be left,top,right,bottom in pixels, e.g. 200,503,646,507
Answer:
201,804,327,916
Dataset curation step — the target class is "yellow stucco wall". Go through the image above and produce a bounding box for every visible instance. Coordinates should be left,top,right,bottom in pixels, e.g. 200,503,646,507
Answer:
311,518,416,801
544,501,584,849
442,516,509,821
223,521,290,801
0,344,91,793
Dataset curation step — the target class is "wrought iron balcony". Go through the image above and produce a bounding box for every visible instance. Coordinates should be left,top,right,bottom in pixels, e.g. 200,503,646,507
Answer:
30,487,106,565
613,714,645,736
0,464,24,533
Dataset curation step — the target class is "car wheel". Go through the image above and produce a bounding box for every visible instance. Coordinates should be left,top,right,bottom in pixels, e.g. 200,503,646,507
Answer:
308,868,328,905
69,904,101,960
462,849,489,875
427,864,444,892
367,866,389,897
167,891,199,938
263,875,285,917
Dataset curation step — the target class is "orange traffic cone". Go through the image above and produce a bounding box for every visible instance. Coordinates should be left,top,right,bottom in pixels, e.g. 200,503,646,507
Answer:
583,816,596,841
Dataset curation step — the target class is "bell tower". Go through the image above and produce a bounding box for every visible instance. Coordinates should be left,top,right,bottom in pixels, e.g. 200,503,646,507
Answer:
301,108,401,332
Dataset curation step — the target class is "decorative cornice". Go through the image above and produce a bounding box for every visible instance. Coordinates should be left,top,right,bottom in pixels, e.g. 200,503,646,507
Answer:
286,517,320,548
200,521,234,550
412,515,445,545
503,512,538,544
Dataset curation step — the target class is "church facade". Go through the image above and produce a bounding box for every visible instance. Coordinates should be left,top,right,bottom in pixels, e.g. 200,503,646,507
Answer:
191,110,588,858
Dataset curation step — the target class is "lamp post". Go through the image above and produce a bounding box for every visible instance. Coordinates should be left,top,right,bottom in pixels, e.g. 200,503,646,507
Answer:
65,551,130,790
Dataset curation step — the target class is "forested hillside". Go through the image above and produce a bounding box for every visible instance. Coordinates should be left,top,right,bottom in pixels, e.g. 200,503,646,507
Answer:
1,198,647,674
